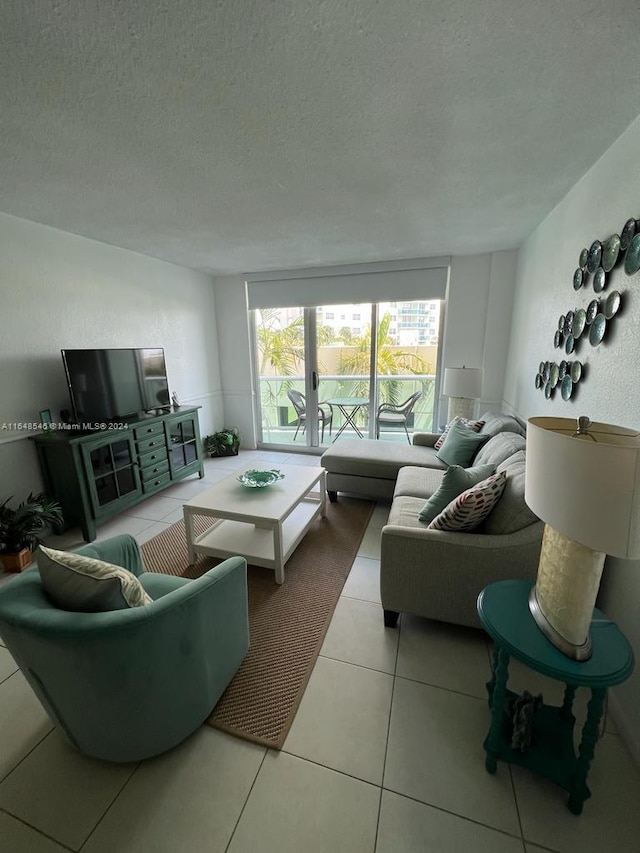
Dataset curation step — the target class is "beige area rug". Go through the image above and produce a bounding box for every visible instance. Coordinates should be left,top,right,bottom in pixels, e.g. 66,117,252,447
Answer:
141,497,374,749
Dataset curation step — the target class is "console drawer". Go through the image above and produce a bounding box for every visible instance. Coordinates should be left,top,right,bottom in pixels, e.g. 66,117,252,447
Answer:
142,471,171,494
138,447,169,470
134,421,165,441
140,459,170,482
137,435,166,455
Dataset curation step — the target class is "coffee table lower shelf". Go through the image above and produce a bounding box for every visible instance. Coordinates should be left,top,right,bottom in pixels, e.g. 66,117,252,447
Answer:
189,500,321,583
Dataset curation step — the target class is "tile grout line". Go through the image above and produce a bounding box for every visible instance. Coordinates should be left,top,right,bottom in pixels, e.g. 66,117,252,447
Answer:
223,748,269,853
373,608,404,851
379,784,530,846
317,652,396,679
508,765,528,853
0,712,54,787
339,592,382,606
0,806,77,853
76,761,141,851
0,666,19,688
393,671,490,705
277,748,383,791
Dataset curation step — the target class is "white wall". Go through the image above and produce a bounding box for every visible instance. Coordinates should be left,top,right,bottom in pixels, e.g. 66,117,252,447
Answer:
214,275,257,445
504,115,640,763
213,251,517,445
443,251,517,419
0,212,222,498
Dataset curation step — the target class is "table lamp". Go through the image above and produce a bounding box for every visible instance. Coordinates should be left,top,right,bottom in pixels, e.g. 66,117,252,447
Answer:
525,416,640,660
443,366,483,420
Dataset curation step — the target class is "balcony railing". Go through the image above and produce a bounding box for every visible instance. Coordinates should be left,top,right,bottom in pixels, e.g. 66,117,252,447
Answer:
258,373,437,445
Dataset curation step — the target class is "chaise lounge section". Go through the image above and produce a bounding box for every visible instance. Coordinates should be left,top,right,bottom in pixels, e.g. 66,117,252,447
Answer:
321,411,526,501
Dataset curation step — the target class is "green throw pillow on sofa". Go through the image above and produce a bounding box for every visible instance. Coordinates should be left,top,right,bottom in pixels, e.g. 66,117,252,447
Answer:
435,420,490,467
418,463,496,523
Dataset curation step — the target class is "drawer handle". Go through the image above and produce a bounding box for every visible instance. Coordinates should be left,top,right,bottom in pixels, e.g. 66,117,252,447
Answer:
153,467,159,473
153,479,161,486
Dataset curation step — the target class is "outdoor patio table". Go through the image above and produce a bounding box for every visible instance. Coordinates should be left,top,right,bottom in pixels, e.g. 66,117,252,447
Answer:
327,397,369,441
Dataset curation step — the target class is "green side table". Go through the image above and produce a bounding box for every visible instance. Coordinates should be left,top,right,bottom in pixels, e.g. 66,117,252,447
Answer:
477,579,634,815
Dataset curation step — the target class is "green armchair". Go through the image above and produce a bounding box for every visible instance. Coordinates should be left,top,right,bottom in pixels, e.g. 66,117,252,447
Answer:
0,535,249,762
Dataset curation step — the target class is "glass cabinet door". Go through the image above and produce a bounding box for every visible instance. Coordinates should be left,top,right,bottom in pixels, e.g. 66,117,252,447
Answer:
166,414,200,474
81,434,142,515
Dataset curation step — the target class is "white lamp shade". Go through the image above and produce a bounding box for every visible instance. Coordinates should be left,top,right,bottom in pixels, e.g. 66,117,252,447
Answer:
525,417,640,559
442,367,482,399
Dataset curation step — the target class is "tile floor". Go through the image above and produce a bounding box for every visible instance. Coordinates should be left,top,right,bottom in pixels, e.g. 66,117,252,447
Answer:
0,449,639,852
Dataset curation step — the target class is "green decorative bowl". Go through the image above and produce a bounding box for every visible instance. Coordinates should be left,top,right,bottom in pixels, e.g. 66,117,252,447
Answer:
236,469,285,488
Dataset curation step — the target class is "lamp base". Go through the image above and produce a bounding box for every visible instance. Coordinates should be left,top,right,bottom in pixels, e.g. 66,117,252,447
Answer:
528,586,592,661
447,397,475,421
529,525,605,662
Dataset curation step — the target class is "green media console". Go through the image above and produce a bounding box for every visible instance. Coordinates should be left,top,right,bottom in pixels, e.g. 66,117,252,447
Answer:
31,407,204,542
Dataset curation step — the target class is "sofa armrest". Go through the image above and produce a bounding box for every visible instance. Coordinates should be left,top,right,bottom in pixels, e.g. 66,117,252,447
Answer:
381,522,543,550
380,521,544,629
412,432,439,448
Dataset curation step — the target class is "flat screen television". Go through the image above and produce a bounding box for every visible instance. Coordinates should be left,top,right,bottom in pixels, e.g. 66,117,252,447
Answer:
62,348,170,424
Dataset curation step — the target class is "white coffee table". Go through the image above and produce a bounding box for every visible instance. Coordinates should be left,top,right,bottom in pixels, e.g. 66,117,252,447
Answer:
183,464,326,584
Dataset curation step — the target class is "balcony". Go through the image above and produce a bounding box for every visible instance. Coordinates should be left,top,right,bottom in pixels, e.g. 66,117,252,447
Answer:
258,374,437,447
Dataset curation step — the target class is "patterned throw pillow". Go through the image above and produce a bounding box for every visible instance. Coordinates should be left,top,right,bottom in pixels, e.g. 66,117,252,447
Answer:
427,471,507,532
418,463,496,524
434,416,485,450
37,546,153,612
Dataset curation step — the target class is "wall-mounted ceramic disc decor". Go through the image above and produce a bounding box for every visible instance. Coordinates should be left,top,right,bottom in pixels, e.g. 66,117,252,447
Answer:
593,267,606,293
602,235,620,272
573,268,583,290
535,215,636,400
573,308,586,339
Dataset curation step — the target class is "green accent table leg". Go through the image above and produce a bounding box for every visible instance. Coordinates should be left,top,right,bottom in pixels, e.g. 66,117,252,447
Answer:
568,688,605,814
561,684,577,721
486,644,500,705
485,645,510,775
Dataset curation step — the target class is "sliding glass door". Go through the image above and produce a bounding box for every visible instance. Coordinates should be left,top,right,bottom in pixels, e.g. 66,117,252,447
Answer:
315,303,373,444
253,299,441,449
374,300,440,439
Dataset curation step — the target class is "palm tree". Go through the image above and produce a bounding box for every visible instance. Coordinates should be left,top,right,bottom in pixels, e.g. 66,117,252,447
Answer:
256,309,305,377
256,310,335,434
337,313,432,405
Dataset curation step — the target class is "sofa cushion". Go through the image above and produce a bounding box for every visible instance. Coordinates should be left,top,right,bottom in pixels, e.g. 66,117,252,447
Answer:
434,416,485,450
472,432,527,468
428,471,507,532
436,421,490,466
478,411,525,438
37,546,153,612
387,494,433,530
482,450,540,535
394,466,446,500
418,463,496,523
322,438,447,481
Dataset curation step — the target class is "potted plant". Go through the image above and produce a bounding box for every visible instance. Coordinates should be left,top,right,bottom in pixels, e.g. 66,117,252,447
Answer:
0,492,64,572
203,428,240,458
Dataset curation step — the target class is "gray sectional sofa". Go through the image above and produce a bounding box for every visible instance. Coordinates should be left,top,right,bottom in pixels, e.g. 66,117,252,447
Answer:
321,412,544,630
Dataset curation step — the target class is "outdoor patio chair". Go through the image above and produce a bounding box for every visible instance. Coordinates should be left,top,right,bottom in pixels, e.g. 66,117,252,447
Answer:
287,390,334,442
376,390,423,443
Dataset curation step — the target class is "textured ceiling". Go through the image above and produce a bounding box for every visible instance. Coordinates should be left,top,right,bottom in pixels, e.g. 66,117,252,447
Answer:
1,1,640,274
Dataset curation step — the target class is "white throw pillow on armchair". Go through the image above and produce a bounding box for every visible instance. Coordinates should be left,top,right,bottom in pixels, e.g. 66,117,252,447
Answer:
37,546,153,612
